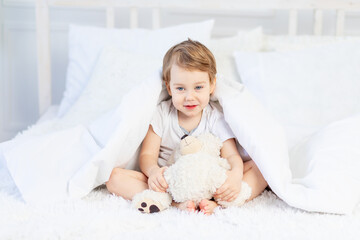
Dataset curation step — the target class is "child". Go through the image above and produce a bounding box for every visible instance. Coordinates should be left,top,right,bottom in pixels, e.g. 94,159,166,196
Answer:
106,39,268,215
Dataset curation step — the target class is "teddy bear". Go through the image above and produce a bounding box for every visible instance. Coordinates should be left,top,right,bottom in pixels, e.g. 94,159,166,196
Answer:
132,132,252,213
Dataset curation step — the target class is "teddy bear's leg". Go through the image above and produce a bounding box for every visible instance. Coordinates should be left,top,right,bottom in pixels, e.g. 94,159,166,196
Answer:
132,189,172,213
216,181,252,208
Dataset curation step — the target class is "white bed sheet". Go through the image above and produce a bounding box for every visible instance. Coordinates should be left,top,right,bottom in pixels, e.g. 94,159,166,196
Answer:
3,72,360,214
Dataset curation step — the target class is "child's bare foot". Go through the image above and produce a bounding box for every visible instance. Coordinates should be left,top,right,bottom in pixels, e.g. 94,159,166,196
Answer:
199,199,218,215
172,201,196,212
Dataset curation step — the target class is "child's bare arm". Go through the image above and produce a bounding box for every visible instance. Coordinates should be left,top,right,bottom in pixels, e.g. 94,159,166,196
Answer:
214,138,244,202
139,125,168,192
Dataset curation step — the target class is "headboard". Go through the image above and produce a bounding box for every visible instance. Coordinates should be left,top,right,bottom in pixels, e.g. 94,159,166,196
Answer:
35,0,360,115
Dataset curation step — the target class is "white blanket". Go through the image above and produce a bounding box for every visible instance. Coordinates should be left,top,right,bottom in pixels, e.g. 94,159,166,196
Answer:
2,71,360,214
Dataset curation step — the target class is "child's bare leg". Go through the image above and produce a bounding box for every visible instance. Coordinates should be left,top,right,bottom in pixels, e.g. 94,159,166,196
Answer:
106,168,148,200
172,201,196,212
242,160,268,201
199,199,218,215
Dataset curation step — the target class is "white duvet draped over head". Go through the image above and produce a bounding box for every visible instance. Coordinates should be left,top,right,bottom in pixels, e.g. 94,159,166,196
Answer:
2,71,360,214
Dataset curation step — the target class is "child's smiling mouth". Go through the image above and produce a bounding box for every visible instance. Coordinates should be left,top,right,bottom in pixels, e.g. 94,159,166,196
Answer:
184,105,197,109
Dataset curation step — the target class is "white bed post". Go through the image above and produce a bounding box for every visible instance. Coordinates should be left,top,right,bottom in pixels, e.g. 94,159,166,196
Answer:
152,8,161,29
106,7,115,28
313,9,323,36
130,7,139,28
336,9,345,36
36,0,52,116
288,9,298,36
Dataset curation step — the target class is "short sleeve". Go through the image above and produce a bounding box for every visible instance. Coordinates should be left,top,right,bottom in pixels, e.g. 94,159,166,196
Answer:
210,108,236,143
151,100,173,138
150,105,164,138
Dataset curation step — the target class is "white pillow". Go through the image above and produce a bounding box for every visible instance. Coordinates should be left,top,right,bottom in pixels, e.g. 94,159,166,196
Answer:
58,20,215,117
234,41,360,149
289,114,360,213
208,27,263,83
61,46,162,127
263,34,360,51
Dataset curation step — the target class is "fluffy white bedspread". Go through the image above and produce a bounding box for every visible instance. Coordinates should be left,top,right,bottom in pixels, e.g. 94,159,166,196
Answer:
1,71,360,215
1,168,359,239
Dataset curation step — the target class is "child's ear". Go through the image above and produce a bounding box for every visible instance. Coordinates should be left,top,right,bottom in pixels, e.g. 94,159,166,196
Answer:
165,81,172,96
210,77,216,94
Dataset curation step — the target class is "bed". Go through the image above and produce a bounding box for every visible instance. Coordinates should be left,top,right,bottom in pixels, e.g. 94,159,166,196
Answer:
1,0,360,239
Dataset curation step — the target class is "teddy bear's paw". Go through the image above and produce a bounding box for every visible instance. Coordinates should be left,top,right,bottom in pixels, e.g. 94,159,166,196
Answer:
132,190,172,214
136,198,164,214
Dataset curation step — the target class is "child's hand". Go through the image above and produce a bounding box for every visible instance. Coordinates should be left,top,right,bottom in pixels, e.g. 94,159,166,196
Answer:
214,169,243,202
148,166,168,192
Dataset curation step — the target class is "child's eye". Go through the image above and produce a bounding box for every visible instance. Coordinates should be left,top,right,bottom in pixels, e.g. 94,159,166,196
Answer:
195,86,203,90
176,87,184,91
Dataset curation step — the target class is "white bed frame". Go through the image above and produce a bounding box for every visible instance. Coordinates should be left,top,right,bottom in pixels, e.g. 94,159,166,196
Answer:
35,0,360,116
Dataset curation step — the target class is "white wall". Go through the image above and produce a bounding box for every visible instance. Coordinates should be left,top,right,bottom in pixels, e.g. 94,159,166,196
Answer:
1,0,360,142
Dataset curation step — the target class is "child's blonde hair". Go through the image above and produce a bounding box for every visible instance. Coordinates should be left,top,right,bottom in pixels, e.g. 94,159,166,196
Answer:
162,39,217,84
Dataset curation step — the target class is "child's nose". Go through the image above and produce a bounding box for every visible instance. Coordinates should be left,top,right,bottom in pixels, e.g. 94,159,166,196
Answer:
185,91,195,100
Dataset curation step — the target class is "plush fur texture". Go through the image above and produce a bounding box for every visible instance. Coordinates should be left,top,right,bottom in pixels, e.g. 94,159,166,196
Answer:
132,133,252,213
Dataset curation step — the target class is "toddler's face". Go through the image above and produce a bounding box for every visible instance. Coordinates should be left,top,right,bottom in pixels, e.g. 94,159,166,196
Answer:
166,64,215,120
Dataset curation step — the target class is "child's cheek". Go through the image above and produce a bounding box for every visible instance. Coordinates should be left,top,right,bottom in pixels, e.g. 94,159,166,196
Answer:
171,95,181,107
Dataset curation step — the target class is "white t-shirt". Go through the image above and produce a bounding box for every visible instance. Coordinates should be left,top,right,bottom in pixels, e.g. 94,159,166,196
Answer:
150,99,235,167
